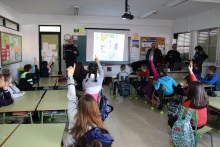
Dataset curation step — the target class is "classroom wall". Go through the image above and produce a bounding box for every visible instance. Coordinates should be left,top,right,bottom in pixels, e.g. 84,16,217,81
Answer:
1,1,173,79
19,14,173,77
0,1,21,81
173,6,220,77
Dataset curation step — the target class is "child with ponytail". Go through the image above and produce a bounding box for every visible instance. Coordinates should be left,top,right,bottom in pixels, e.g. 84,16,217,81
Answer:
82,56,104,102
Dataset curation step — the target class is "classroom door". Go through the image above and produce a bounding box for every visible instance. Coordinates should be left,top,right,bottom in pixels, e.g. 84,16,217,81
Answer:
39,33,62,75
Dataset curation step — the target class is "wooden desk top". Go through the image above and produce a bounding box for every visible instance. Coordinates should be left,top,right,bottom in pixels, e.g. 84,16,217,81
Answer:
0,124,19,146
37,90,68,111
0,91,45,112
2,124,65,147
33,77,57,87
209,91,220,110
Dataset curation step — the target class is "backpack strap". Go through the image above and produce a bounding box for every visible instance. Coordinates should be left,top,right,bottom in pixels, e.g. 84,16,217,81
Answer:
185,108,194,122
179,106,186,118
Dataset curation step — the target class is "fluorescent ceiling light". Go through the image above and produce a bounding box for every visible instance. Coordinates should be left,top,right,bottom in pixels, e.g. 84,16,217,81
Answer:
140,10,157,19
167,0,188,7
190,0,220,2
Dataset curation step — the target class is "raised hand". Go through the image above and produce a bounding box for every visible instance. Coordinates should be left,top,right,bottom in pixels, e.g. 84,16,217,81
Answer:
188,60,193,74
95,55,100,63
67,64,76,77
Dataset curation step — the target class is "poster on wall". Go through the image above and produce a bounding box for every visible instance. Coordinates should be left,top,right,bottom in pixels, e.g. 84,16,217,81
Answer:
130,40,140,63
0,32,22,66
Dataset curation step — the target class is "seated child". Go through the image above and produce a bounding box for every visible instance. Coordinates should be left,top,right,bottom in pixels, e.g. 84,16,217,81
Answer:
113,65,129,95
41,55,55,77
63,66,110,147
82,56,104,102
138,64,149,77
199,65,219,91
154,65,178,96
19,57,40,91
169,61,208,128
73,62,88,91
4,74,25,99
0,74,14,107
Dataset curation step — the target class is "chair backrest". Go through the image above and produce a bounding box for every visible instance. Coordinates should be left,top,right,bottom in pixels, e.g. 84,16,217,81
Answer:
138,76,148,82
118,76,129,82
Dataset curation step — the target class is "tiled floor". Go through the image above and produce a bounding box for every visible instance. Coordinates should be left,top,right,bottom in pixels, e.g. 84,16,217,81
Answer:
103,86,220,147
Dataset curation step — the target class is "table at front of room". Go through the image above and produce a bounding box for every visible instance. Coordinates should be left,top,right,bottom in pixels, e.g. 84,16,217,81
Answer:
0,124,19,146
175,79,215,89
1,124,65,147
32,77,58,88
36,90,68,123
0,91,45,124
167,70,189,80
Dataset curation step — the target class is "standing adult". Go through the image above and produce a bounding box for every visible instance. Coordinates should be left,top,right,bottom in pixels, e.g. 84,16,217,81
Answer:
166,44,181,68
146,43,163,76
192,45,208,80
65,39,79,68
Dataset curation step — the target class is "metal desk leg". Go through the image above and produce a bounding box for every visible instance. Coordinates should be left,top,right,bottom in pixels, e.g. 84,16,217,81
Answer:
29,112,33,124
3,113,6,124
41,111,44,124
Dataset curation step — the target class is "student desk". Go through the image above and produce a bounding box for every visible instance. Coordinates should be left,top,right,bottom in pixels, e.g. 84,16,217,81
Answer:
175,79,215,88
0,91,45,124
167,70,188,80
2,124,65,147
209,91,220,110
0,124,19,146
37,90,68,123
55,80,78,88
32,77,57,88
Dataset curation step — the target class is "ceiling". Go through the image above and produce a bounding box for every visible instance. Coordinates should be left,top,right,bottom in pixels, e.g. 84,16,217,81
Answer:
1,0,220,20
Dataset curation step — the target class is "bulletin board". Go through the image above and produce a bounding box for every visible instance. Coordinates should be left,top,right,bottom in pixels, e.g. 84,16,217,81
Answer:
0,32,22,66
140,37,166,55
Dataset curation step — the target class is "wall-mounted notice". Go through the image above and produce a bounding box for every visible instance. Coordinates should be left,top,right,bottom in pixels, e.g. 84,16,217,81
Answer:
1,32,22,66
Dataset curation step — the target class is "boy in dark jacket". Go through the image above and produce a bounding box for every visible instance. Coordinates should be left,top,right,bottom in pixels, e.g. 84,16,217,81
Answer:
19,58,40,91
0,74,14,107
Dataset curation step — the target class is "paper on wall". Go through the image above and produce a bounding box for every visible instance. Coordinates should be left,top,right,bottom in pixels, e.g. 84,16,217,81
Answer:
130,54,139,63
14,38,18,46
52,52,58,57
162,45,165,48
42,50,47,56
139,55,146,60
147,43,152,47
159,48,164,51
142,43,147,47
145,48,149,53
44,56,55,63
42,42,49,50
49,44,56,50
47,50,53,56
131,47,139,54
140,51,146,55
9,36,13,43
10,47,15,61
158,45,162,48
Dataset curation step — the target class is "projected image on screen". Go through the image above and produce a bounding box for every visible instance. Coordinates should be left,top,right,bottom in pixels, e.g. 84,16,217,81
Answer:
93,32,125,61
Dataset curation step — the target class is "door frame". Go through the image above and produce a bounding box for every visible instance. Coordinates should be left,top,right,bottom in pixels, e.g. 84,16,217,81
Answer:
38,25,62,75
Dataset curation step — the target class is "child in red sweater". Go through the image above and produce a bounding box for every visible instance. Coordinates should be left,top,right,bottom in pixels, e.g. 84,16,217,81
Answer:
138,64,149,77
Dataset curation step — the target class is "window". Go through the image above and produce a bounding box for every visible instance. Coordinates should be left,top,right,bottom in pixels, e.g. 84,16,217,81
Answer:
0,15,19,31
198,28,218,62
177,33,190,60
39,26,61,32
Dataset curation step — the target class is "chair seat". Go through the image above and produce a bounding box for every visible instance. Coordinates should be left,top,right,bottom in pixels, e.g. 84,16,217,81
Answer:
197,126,212,134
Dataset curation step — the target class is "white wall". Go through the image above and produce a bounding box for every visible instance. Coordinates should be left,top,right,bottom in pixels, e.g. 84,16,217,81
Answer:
173,6,220,77
19,14,173,77
0,1,21,81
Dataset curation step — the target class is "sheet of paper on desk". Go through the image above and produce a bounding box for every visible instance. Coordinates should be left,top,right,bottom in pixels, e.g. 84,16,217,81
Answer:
44,56,55,63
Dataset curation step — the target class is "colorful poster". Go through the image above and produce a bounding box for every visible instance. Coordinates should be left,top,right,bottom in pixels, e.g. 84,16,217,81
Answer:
133,33,138,40
132,40,139,48
1,32,22,65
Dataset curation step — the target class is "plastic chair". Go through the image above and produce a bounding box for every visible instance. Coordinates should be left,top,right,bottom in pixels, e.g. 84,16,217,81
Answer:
182,106,213,147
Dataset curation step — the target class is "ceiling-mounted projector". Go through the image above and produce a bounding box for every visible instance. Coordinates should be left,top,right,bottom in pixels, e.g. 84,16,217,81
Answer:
122,0,134,20
122,12,134,20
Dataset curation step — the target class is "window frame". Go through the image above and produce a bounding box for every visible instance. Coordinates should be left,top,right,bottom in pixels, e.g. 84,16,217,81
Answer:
198,28,218,63
176,32,191,61
0,15,19,31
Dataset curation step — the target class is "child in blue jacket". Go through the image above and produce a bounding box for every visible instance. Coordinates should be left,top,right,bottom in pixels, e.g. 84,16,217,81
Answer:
200,65,219,91
154,65,178,96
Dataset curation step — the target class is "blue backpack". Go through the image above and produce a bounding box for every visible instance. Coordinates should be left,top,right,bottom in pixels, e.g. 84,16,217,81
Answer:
172,106,195,147
118,76,130,96
99,91,114,121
